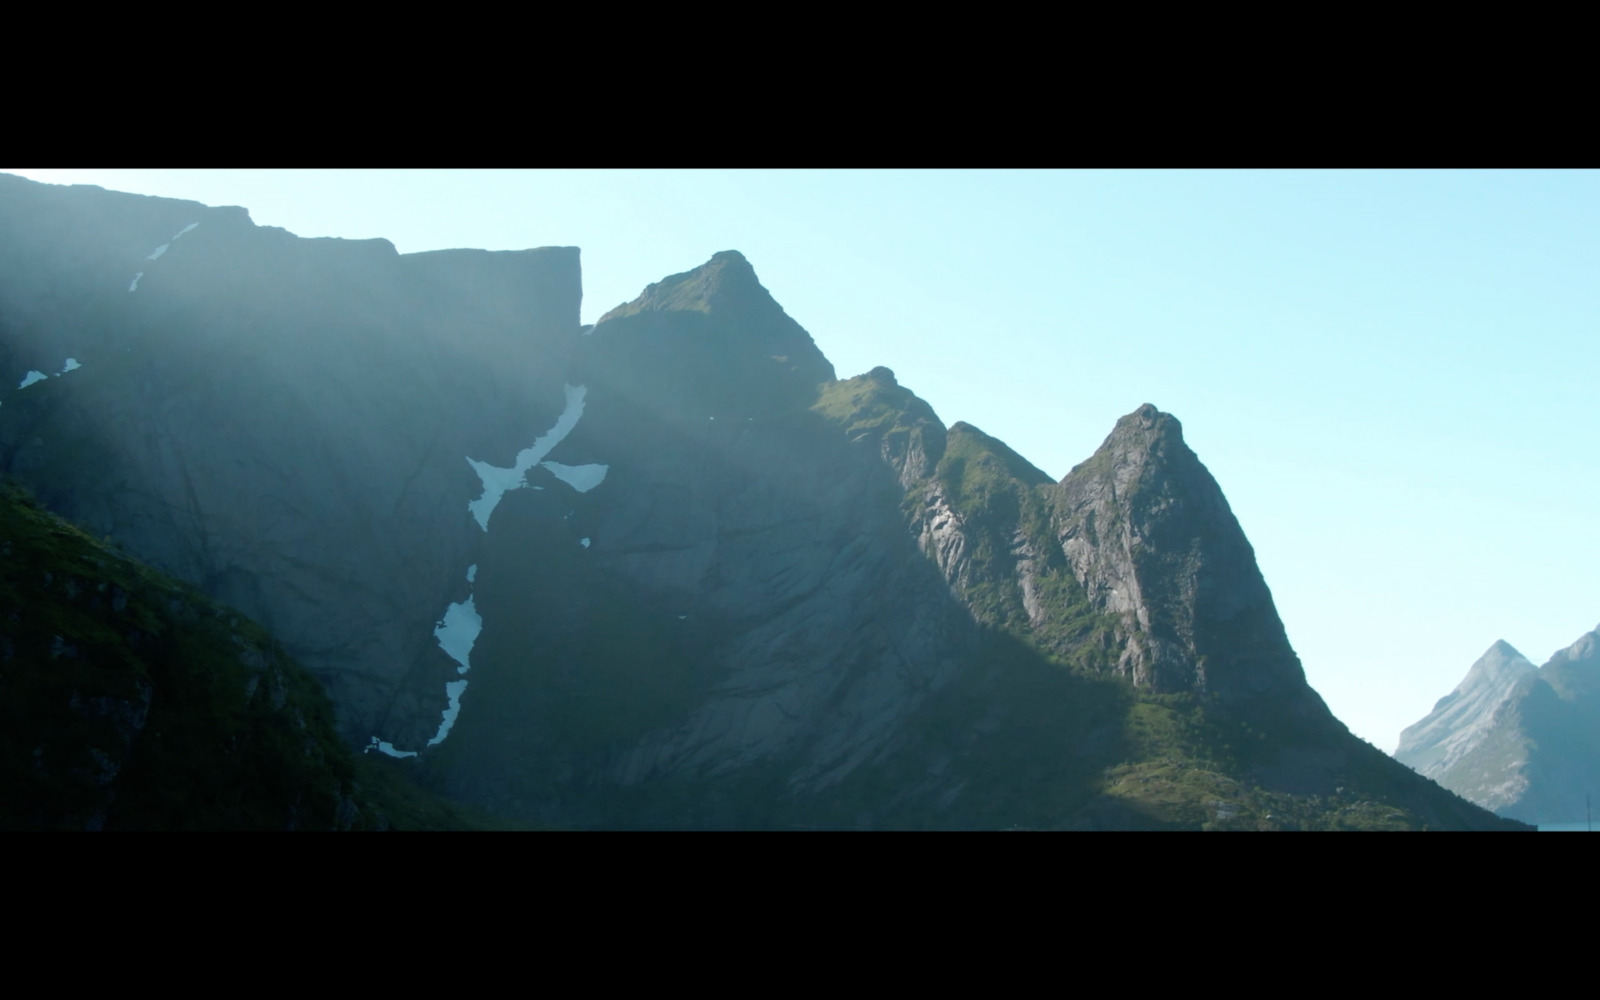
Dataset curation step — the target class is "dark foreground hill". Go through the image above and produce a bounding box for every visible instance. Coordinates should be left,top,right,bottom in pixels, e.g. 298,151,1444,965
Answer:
0,174,1525,829
0,483,517,829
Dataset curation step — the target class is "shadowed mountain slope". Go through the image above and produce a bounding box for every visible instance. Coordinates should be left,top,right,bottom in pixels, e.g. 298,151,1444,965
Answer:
0,483,512,830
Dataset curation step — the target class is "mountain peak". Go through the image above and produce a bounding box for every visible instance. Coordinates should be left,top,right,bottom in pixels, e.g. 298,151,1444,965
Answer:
1462,639,1537,686
1061,403,1191,495
1544,627,1600,674
598,249,771,324
864,365,898,386
1055,405,1314,709
1107,402,1184,447
581,251,835,419
1488,638,1524,658
1394,639,1537,780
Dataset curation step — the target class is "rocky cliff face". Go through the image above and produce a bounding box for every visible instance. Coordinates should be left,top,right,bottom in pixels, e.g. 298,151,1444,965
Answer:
1053,404,1321,713
420,253,978,827
0,174,582,752
0,175,1526,829
1397,626,1600,824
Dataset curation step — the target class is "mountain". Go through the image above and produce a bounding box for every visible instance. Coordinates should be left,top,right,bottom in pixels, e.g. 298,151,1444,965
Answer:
1396,626,1600,824
0,174,1525,829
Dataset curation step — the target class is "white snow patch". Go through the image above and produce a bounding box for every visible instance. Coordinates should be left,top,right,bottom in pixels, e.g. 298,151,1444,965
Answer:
146,243,170,261
365,737,418,759
173,222,199,239
60,358,80,373
580,537,591,548
426,679,470,746
541,461,609,493
128,272,143,292
466,458,528,530
433,594,481,675
466,563,477,583
678,615,688,620
466,384,588,531
18,371,47,389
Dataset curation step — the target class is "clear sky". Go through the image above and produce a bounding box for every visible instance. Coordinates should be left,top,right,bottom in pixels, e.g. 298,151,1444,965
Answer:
7,168,1597,752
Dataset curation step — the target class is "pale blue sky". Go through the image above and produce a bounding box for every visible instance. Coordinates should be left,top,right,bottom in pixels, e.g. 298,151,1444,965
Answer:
7,168,1597,751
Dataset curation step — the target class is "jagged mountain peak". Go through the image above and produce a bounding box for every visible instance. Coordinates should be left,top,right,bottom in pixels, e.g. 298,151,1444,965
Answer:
1118,401,1180,437
579,251,834,420
944,421,1053,487
1465,639,1537,683
1394,639,1539,784
600,249,782,325
1547,628,1599,666
1396,620,1600,823
1060,403,1222,529
1053,402,1315,709
1065,403,1187,483
1540,626,1600,704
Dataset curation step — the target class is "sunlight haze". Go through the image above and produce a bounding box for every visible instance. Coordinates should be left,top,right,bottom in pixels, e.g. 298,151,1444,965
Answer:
10,167,1595,755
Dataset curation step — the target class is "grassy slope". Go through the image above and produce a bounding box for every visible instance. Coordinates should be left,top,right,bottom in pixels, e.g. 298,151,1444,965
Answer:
0,481,513,830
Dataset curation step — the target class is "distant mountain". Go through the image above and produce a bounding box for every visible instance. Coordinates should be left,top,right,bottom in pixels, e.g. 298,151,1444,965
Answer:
1396,626,1600,825
0,174,1526,829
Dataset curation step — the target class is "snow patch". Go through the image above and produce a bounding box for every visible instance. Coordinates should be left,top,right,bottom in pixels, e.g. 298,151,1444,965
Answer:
426,680,470,746
466,563,477,583
173,222,199,239
542,461,609,493
128,272,143,292
146,243,169,261
580,537,591,548
433,595,481,675
365,737,418,759
60,358,80,373
18,371,47,389
466,384,588,530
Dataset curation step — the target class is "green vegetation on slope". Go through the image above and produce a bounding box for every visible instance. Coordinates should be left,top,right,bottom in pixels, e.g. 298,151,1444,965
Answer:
811,383,1524,829
0,481,508,830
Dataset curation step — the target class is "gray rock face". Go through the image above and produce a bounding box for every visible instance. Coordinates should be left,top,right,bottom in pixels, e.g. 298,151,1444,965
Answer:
429,254,977,826
1396,625,1600,824
1054,404,1319,712
1395,640,1538,780
0,175,582,747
